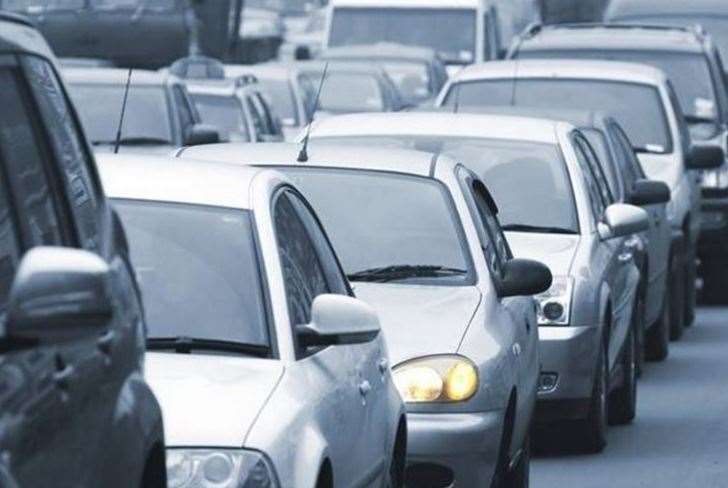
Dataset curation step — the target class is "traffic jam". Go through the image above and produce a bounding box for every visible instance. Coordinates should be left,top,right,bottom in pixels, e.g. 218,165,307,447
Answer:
1,0,727,487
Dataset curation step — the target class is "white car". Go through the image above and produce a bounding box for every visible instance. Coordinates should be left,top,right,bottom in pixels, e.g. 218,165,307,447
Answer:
177,142,553,487
97,153,406,488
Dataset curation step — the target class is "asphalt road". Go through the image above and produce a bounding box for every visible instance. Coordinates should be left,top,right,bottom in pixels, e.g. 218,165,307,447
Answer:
532,307,728,488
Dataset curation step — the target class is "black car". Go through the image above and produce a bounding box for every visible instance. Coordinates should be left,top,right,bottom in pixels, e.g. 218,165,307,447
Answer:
0,12,166,487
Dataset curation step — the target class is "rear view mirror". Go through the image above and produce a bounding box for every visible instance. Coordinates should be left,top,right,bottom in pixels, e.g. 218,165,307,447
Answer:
185,124,220,146
499,259,553,298
6,247,113,344
598,204,649,240
630,179,670,206
687,144,724,170
296,294,380,347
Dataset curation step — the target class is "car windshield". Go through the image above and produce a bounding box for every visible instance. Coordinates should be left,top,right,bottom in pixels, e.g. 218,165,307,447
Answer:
329,8,476,64
114,200,270,347
279,168,474,285
443,79,672,153
312,137,579,234
191,93,250,142
300,72,384,113
257,78,298,124
246,0,324,15
68,83,173,145
380,60,432,102
518,49,719,124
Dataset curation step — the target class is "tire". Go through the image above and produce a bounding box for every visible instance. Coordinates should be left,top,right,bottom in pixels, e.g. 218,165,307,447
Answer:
608,323,637,425
645,286,670,362
634,294,646,377
700,258,728,305
684,244,697,327
383,455,402,488
575,339,608,453
669,249,686,341
502,433,530,488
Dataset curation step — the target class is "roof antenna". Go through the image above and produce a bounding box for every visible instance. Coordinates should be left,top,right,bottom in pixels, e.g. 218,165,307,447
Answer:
509,58,520,106
114,68,133,154
452,81,461,114
297,62,329,163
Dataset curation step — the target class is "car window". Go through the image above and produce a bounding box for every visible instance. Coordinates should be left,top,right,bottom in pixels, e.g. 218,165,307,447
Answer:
0,161,22,318
23,57,101,250
253,93,280,136
274,192,331,327
474,182,510,263
605,124,640,194
573,139,606,222
611,123,646,181
578,134,614,205
246,96,267,141
173,85,195,135
0,67,64,247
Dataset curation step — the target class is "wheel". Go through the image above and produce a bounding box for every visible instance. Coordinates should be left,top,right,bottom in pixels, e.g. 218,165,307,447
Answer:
608,322,637,425
634,294,646,377
700,257,728,305
502,433,530,488
684,245,697,327
669,249,686,341
383,440,404,488
575,339,608,453
645,285,670,362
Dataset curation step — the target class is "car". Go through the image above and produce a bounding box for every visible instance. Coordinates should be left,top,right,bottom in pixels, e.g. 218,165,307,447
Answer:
302,111,649,451
64,67,219,154
436,59,725,340
279,5,328,60
234,3,285,63
325,0,503,74
225,63,314,141
508,23,728,304
320,43,449,106
97,151,407,488
605,0,728,60
176,141,552,487
0,11,165,487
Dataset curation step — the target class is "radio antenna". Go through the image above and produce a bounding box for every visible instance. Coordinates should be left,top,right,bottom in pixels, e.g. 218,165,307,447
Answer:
114,68,133,154
297,62,329,163
509,58,519,106
452,82,461,114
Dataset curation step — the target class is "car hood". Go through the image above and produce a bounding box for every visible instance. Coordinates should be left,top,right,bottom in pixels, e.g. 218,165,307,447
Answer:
637,152,681,191
145,352,284,447
352,283,481,365
505,231,580,277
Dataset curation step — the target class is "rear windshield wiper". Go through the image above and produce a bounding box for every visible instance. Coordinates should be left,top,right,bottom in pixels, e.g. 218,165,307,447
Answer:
147,337,270,357
92,137,172,146
347,264,467,283
501,224,576,235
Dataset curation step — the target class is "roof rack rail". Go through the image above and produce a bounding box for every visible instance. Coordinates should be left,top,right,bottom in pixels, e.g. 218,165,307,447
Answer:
0,10,35,27
545,22,703,35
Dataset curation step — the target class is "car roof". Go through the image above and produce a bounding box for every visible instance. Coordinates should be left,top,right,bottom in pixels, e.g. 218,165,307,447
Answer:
330,0,486,8
517,24,705,54
321,43,440,63
97,153,266,210
607,0,728,18
453,59,667,86
295,60,388,76
225,63,295,81
0,11,56,60
453,106,612,130
183,79,238,97
307,112,563,145
63,67,173,86
178,142,444,178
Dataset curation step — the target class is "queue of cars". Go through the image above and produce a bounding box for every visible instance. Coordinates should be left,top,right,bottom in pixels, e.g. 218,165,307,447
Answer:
3,0,728,487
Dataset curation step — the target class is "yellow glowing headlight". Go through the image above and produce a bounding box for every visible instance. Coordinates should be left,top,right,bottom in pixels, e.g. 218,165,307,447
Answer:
393,355,478,403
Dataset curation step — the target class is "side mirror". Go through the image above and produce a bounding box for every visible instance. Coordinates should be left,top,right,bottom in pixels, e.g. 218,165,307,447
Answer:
296,294,380,347
6,247,113,344
598,203,649,240
629,179,670,206
185,124,220,146
687,144,724,170
499,258,553,298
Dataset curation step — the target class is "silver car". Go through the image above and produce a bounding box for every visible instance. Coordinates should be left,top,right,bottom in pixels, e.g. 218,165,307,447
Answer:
303,112,650,452
178,142,553,487
97,153,406,488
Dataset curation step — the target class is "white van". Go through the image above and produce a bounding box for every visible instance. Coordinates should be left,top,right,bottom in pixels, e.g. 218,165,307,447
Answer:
325,0,502,73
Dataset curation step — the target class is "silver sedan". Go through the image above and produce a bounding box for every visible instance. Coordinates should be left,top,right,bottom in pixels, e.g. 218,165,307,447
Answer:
97,153,406,488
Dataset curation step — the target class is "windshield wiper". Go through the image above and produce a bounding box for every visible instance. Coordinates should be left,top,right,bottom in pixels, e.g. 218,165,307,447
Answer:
92,136,172,146
502,224,576,235
347,264,467,283
147,337,270,357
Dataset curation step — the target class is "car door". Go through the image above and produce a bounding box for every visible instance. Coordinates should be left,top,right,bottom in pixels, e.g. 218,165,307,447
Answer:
272,190,373,488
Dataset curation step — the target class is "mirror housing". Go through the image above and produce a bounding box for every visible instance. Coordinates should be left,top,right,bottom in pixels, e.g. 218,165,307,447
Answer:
630,179,670,206
5,247,113,344
598,204,649,240
185,124,220,146
296,294,380,347
499,259,553,298
687,144,724,170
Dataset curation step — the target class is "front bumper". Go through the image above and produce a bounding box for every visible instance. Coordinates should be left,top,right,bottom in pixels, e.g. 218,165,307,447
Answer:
406,410,503,488
535,325,601,423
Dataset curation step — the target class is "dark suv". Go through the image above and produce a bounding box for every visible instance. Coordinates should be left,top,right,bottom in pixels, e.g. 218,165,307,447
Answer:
509,22,728,309
0,12,165,487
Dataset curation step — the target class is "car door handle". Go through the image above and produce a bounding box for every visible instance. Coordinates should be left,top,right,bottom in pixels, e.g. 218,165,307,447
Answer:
359,380,372,397
378,358,389,374
97,330,115,355
53,364,75,389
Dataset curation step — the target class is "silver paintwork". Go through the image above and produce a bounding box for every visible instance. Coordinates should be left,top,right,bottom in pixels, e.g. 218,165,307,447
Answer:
97,153,405,488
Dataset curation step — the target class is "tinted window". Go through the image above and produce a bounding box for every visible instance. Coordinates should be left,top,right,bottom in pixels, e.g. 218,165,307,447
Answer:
274,193,330,326
173,85,196,133
68,83,173,145
444,79,672,153
300,72,384,113
114,201,270,346
574,142,606,220
379,61,432,102
579,135,614,205
471,182,509,276
281,168,474,285
191,94,250,142
0,163,22,317
245,96,267,140
329,8,476,64
581,128,622,200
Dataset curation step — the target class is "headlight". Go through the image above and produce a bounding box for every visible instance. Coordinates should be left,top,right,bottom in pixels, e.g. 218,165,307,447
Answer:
701,165,728,190
535,275,573,326
393,355,478,403
167,449,278,488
